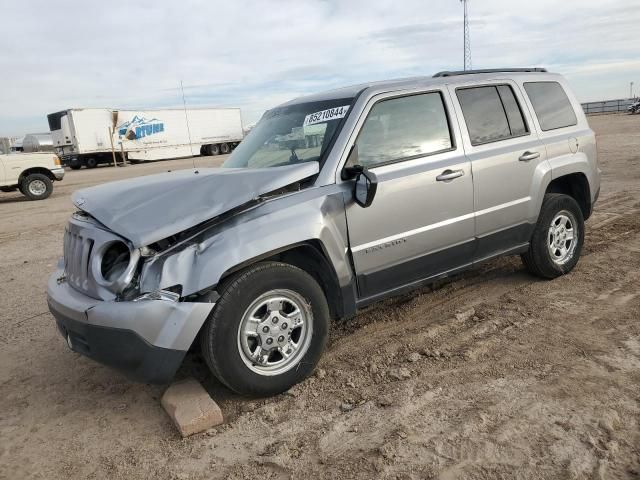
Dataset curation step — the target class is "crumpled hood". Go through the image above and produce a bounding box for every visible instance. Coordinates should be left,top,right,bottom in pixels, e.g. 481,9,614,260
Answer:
72,163,319,247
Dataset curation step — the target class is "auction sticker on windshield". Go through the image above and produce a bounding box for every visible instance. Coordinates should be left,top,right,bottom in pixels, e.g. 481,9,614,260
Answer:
303,106,350,127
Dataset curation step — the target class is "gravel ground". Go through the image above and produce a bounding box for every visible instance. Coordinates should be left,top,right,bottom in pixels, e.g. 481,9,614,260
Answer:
1,115,639,480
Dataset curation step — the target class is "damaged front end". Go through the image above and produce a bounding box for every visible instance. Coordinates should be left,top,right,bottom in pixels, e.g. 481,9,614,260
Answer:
47,162,321,383
47,209,216,383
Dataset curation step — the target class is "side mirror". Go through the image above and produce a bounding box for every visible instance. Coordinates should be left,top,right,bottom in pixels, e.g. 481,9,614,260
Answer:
354,168,378,208
343,145,378,208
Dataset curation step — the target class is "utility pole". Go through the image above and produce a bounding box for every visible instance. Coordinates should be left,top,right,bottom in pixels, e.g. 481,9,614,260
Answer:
461,0,471,71
631,82,634,99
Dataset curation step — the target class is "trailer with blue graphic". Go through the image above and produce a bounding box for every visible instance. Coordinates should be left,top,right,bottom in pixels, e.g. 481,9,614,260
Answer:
47,107,244,169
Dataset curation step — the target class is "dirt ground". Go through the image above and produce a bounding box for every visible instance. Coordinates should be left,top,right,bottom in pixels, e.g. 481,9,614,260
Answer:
1,114,639,480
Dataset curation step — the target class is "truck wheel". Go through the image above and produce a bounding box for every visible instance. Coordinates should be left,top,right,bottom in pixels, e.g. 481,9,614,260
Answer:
85,157,98,168
69,164,82,170
208,144,220,156
200,261,329,397
21,173,53,200
220,143,230,154
521,193,584,279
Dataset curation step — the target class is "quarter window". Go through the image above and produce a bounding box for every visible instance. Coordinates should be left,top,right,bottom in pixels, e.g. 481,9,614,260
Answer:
457,85,529,145
352,92,453,168
497,85,528,136
524,81,577,131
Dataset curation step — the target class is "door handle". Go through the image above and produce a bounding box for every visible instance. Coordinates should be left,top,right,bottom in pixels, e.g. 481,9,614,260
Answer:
519,151,540,162
436,169,464,182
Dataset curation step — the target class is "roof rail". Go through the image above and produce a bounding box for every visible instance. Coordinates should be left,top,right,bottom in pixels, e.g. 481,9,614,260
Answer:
433,68,547,78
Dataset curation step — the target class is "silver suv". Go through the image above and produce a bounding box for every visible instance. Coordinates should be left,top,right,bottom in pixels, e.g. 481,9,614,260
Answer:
48,68,600,396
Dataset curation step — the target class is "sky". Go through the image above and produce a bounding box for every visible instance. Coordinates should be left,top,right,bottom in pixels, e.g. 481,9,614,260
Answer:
1,0,639,136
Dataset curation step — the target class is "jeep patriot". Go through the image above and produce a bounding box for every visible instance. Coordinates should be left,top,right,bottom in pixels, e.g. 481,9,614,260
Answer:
48,68,600,396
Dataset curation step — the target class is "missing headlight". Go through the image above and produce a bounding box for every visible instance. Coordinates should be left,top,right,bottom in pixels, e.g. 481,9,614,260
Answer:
101,241,131,282
92,240,140,294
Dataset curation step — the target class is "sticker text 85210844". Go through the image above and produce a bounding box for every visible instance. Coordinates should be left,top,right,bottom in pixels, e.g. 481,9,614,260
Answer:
303,105,350,127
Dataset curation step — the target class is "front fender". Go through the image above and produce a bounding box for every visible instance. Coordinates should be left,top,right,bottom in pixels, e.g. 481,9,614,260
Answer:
139,185,353,298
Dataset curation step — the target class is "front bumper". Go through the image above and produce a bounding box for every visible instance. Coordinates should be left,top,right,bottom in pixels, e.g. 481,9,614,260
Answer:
47,264,214,384
51,167,65,181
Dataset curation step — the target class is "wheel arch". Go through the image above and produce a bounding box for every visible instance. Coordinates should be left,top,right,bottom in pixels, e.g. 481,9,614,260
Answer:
545,172,591,220
216,241,350,321
19,167,56,184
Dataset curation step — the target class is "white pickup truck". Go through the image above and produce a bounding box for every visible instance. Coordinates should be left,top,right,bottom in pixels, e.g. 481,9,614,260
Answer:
0,140,65,200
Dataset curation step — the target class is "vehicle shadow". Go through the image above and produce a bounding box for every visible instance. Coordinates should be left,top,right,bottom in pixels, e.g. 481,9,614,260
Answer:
0,194,29,204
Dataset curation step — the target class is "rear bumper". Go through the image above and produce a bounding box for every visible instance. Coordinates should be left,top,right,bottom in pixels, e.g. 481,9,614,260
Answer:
47,264,214,384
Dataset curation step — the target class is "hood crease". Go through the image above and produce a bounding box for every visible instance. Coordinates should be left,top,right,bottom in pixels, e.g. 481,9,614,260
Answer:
72,163,319,247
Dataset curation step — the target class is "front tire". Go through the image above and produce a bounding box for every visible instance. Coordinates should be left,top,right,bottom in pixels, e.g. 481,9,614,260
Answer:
200,261,329,397
522,193,584,279
21,173,53,200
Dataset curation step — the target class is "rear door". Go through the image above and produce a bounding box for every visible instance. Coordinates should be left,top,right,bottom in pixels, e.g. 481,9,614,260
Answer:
343,89,475,302
449,81,549,261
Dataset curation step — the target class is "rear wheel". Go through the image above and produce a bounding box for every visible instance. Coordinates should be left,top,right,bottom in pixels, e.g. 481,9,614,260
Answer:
200,261,329,397
220,143,230,154
21,173,53,200
85,157,98,169
521,193,584,279
69,164,82,170
208,144,220,156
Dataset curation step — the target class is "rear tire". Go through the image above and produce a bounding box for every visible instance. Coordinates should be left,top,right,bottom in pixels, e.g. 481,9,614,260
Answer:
85,157,98,169
69,164,82,170
220,143,230,154
521,193,584,279
208,144,220,156
200,261,329,397
21,173,53,200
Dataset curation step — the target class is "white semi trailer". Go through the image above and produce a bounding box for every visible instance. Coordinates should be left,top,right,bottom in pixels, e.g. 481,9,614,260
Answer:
47,107,244,169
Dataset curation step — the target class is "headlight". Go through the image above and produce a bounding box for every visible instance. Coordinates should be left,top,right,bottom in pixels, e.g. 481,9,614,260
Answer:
92,240,140,293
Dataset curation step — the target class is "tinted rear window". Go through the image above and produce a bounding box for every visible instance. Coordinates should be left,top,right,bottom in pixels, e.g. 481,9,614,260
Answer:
524,81,577,131
457,85,528,145
497,85,528,136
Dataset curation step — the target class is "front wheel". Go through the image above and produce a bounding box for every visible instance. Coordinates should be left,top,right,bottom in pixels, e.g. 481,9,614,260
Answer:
21,173,53,200
521,193,584,279
200,261,329,396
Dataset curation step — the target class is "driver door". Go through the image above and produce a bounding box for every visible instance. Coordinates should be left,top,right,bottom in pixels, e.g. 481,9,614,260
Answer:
343,90,475,302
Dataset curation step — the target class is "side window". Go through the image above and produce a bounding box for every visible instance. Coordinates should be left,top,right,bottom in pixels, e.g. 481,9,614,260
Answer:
352,92,453,168
497,85,528,136
457,85,528,145
524,81,577,131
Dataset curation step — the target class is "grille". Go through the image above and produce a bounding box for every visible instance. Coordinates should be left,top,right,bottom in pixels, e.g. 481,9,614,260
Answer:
62,213,126,300
63,229,94,292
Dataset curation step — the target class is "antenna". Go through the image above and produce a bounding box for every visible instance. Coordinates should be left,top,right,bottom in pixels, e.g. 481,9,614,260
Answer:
461,0,471,71
180,80,195,168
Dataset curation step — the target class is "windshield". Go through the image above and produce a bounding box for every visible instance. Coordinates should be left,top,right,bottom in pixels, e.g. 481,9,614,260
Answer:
223,98,354,169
